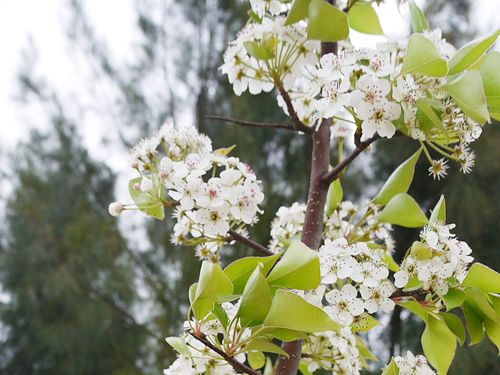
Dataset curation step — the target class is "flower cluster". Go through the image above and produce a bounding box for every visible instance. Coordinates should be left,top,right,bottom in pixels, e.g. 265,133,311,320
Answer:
318,238,395,326
222,8,483,177
164,302,247,375
269,201,393,254
394,221,474,296
111,123,264,260
221,15,319,96
393,351,436,375
301,328,363,374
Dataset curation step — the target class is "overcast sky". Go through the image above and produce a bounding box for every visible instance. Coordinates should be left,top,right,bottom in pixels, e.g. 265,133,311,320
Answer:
0,0,498,169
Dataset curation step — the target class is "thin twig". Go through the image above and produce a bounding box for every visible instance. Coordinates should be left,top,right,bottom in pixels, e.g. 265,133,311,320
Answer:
228,230,274,256
206,115,296,132
321,135,379,185
391,290,427,302
189,333,261,375
276,84,313,134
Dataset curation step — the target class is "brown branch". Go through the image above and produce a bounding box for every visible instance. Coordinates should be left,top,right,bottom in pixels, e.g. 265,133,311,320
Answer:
276,84,313,134
321,134,379,185
189,333,261,375
228,230,274,256
391,289,427,302
206,115,296,132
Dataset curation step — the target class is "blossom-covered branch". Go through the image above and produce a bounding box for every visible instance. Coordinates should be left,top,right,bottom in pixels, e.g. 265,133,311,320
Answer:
188,333,261,375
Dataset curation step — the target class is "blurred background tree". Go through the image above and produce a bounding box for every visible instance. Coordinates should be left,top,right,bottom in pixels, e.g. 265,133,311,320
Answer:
0,0,498,374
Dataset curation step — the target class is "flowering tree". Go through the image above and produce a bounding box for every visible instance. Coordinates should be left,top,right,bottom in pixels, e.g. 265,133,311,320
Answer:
109,1,500,374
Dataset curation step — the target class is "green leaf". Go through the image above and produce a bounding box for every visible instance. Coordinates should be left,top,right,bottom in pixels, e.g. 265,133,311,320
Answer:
266,241,320,290
484,317,500,354
128,177,165,220
299,362,314,375
214,145,236,157
373,148,422,205
326,179,343,215
401,33,448,77
238,267,272,327
478,51,500,121
351,313,380,332
166,337,191,357
429,195,446,223
442,288,465,311
348,3,383,35
398,300,429,322
381,358,399,375
212,304,229,330
444,70,490,124
440,312,466,345
248,351,266,370
448,30,500,75
377,193,428,228
192,261,234,319
416,98,448,140
463,302,484,345
356,337,377,361
285,0,311,25
263,290,338,333
381,252,400,272
421,315,457,375
307,0,349,42
464,288,497,321
246,339,289,357
224,254,280,294
462,263,500,293
409,1,428,33
244,41,274,60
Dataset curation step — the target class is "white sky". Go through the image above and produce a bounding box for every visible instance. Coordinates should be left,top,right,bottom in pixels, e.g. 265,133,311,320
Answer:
0,0,498,189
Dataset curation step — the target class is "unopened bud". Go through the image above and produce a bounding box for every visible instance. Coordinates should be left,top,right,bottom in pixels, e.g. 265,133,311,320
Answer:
108,201,124,217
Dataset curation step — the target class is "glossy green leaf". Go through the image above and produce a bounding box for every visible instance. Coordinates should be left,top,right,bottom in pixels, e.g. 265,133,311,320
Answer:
128,177,165,220
373,148,422,205
444,70,490,124
326,179,343,215
463,302,484,345
401,33,448,77
212,304,229,330
238,267,272,327
378,193,428,228
409,1,428,33
448,30,500,75
440,312,465,345
484,317,500,354
464,288,497,321
429,195,446,223
263,290,338,333
356,337,377,361
462,263,500,294
224,254,280,294
381,358,399,375
348,3,383,35
266,241,320,290
478,51,500,121
399,300,429,322
442,288,465,311
244,41,274,60
248,351,266,369
382,252,400,272
166,336,191,357
422,315,457,375
192,261,234,319
214,145,236,157
285,0,310,25
416,99,448,139
246,339,289,357
307,0,349,42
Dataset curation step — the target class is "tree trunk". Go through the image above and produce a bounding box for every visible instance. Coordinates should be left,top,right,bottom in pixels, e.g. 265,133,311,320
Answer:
276,2,337,373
